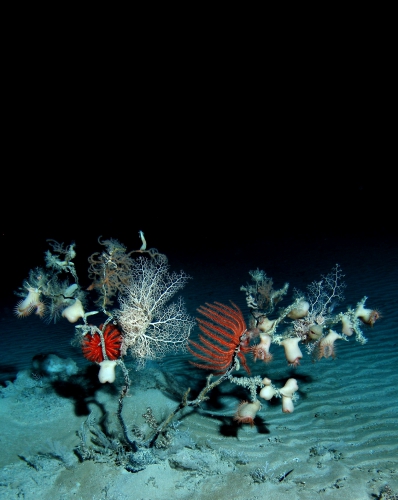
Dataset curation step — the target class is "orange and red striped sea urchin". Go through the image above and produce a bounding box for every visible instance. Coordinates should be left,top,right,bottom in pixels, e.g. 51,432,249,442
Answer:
188,301,251,374
82,323,122,363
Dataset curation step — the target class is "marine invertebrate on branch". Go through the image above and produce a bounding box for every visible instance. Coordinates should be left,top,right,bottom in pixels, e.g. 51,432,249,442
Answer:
188,301,251,374
287,300,310,319
98,360,118,383
81,323,122,363
259,378,278,401
234,399,261,426
62,298,85,323
316,329,346,360
354,298,381,327
14,286,44,318
280,337,303,366
279,378,299,413
251,332,273,363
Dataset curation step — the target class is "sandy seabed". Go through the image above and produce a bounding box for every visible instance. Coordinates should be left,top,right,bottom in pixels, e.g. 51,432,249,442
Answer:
1,238,397,500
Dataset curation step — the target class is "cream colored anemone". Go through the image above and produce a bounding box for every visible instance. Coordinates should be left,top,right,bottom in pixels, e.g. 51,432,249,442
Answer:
62,299,85,323
281,337,303,366
287,300,309,319
355,303,380,326
15,288,42,318
341,314,354,336
98,360,117,383
233,399,261,427
279,378,299,413
259,378,277,401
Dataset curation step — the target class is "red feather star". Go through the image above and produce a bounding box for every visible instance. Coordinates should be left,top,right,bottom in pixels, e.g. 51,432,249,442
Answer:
188,301,250,374
82,323,122,363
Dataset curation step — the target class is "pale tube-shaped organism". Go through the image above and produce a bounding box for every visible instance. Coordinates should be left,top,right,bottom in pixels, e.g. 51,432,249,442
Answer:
279,378,299,413
233,399,261,427
354,301,380,326
308,324,323,340
281,337,303,366
257,316,276,333
259,378,277,401
287,300,309,319
138,230,147,251
98,360,117,383
252,332,273,362
15,288,42,317
341,314,354,336
317,329,346,360
62,298,85,323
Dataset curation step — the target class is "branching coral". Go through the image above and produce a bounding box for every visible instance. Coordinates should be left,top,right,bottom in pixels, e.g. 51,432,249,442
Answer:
115,254,195,369
14,246,87,324
188,263,381,424
87,237,134,310
14,238,382,474
240,268,289,318
15,232,195,373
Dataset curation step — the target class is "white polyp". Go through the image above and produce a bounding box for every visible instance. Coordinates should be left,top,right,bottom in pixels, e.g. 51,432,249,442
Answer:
279,378,298,398
259,385,277,401
321,329,344,346
287,300,309,319
98,360,117,383
279,378,298,413
354,303,373,323
341,314,353,336
62,299,85,323
257,317,276,333
281,337,302,364
139,230,147,251
282,396,295,413
16,289,41,315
